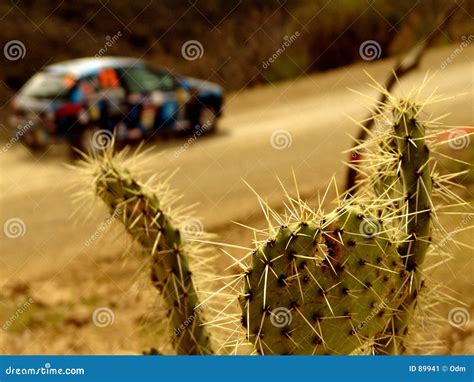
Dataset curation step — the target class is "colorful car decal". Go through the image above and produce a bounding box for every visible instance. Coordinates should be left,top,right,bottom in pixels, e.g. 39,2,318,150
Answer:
12,57,224,148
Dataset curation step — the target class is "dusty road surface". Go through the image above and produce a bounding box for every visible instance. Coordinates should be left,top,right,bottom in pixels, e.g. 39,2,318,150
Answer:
0,44,473,354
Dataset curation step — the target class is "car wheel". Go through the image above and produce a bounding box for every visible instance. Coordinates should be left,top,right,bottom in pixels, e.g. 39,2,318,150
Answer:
199,107,218,133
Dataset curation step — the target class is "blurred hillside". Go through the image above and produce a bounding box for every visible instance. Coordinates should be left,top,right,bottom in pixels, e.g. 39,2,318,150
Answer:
0,0,472,105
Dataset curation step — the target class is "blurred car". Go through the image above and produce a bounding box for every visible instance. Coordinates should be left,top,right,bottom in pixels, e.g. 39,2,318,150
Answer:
10,57,224,154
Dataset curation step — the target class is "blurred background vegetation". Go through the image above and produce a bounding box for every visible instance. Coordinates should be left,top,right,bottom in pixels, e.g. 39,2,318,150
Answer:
0,0,472,104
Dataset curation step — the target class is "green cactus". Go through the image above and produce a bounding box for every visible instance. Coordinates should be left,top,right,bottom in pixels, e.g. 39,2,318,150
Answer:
372,101,433,354
94,153,213,355
234,98,443,355
392,101,432,271
239,205,410,355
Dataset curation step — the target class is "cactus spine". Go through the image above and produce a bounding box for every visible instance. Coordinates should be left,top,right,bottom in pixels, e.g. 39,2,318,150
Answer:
94,154,213,355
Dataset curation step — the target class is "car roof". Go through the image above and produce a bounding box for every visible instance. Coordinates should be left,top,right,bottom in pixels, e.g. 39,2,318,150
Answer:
44,57,145,77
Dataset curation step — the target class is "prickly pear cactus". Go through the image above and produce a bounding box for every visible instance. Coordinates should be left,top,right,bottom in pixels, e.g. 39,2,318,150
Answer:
240,206,409,355
91,150,213,355
227,93,471,355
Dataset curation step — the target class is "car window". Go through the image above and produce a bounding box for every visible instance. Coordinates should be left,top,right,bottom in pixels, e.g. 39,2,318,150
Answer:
20,72,73,100
118,66,175,93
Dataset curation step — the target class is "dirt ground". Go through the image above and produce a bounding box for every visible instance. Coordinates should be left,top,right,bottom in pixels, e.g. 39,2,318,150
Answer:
0,44,472,354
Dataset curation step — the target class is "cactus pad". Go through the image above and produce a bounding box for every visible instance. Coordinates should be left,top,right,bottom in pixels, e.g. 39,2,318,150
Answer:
240,206,409,354
95,158,213,355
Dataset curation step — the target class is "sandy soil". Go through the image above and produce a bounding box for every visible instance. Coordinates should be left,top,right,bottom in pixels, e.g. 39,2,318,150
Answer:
0,44,472,354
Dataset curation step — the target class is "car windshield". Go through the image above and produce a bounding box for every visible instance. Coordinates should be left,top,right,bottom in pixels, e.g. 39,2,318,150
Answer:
119,66,175,93
20,72,72,100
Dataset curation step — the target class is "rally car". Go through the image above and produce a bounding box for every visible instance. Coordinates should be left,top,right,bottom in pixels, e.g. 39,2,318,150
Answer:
10,57,223,154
